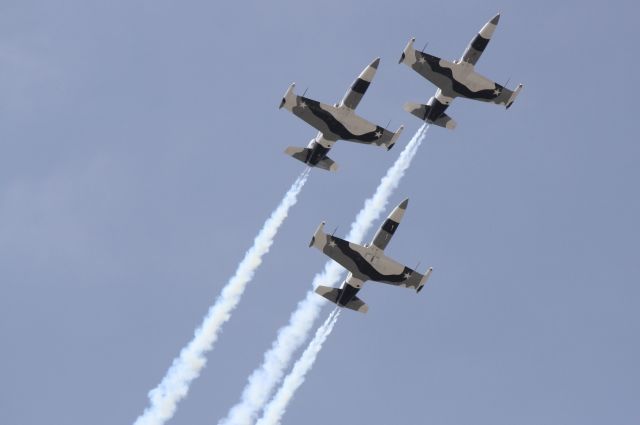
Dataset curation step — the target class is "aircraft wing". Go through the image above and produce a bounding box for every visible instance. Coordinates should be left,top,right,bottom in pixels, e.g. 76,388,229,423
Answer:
279,85,339,140
309,222,432,292
399,39,459,92
462,72,524,108
371,253,431,291
280,83,403,149
309,222,370,275
338,112,404,150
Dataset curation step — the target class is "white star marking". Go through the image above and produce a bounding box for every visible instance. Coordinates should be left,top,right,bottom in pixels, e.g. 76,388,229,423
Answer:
493,88,501,96
375,131,383,138
300,101,307,108
418,56,426,64
328,240,336,247
403,272,412,279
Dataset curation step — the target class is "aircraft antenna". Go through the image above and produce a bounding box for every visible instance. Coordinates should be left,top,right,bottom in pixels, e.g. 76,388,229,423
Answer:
504,77,511,88
414,261,421,271
421,42,429,52
386,119,392,129
331,226,339,236
302,87,308,97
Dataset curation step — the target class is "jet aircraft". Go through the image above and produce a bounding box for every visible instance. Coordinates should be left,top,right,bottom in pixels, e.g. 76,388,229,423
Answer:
399,13,523,129
309,199,432,313
279,58,404,171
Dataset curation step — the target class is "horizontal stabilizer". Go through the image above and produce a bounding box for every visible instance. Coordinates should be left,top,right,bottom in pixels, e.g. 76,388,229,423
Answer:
315,285,341,303
404,103,457,130
284,147,338,172
285,146,309,163
315,285,369,313
316,157,338,172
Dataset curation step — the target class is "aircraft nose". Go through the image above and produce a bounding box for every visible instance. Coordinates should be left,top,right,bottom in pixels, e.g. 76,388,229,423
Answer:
370,57,381,69
491,12,500,25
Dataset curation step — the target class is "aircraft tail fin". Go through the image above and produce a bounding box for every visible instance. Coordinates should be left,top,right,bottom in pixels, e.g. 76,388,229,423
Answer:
284,147,338,172
404,102,457,130
315,285,369,313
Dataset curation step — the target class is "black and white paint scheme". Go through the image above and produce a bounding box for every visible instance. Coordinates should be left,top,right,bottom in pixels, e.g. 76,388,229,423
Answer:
279,58,404,172
399,13,523,129
309,199,432,313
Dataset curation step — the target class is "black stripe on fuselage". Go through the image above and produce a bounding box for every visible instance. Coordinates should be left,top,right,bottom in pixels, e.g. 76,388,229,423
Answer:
351,78,370,95
300,97,383,143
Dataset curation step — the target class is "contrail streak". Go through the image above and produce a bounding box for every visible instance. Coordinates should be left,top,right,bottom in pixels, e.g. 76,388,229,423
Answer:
220,125,428,425
255,309,341,425
133,169,310,425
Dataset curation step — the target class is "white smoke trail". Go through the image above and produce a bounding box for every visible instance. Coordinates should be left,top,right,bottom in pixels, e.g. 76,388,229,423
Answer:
255,309,341,425
220,125,428,425
133,169,310,425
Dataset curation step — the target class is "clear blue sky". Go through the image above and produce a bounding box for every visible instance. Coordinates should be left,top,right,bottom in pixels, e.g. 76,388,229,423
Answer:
1,1,638,424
